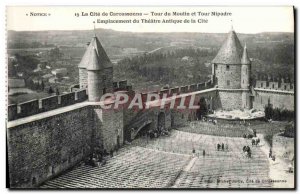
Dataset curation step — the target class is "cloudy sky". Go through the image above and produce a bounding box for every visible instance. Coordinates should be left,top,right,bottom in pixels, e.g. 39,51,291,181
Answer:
6,6,294,33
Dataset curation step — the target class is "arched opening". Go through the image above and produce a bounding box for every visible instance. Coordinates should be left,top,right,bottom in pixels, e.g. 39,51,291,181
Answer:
117,135,120,148
196,97,208,120
135,123,152,139
157,112,166,132
32,177,37,186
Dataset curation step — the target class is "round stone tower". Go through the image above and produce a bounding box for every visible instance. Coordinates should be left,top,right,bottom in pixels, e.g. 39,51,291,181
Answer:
241,44,251,89
241,44,252,109
78,44,89,88
211,27,253,110
87,48,103,102
211,28,243,89
78,34,113,102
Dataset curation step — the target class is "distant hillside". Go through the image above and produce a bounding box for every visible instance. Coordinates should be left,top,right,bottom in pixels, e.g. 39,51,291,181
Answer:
7,28,295,92
7,28,294,55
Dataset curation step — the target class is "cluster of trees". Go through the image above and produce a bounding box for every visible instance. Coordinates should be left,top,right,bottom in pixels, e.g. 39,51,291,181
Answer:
250,43,294,83
115,48,214,88
25,79,60,95
284,122,294,138
264,103,294,121
25,79,45,91
8,54,40,78
47,47,63,62
8,41,55,49
48,86,60,95
251,43,294,64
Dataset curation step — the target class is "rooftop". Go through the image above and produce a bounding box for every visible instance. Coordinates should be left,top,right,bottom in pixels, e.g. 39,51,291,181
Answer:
212,29,243,65
78,35,112,69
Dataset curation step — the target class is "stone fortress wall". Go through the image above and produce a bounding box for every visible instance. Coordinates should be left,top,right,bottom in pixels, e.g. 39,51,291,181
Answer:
6,77,216,188
7,79,214,121
6,29,295,188
253,79,294,111
255,79,294,91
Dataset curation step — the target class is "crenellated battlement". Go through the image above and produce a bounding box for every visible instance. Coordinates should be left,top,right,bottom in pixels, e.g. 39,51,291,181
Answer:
8,89,88,121
7,79,214,122
255,80,294,91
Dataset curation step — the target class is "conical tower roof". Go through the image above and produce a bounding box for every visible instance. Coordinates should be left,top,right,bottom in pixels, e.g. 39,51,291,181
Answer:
212,29,243,64
241,44,251,65
78,35,112,69
86,48,102,70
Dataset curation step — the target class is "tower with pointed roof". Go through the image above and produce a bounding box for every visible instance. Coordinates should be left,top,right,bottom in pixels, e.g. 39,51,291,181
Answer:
78,34,113,102
211,27,252,109
241,44,252,108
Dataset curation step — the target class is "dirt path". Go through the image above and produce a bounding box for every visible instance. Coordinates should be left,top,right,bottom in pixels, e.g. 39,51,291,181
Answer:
257,134,294,188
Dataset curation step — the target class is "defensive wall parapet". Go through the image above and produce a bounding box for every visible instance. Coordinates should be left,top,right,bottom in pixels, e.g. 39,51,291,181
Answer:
255,80,294,91
8,89,88,121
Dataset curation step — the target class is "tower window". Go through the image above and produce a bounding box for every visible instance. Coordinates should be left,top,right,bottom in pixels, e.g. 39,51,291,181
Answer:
261,83,263,87
272,84,274,89
284,85,287,90
226,65,230,71
227,80,230,86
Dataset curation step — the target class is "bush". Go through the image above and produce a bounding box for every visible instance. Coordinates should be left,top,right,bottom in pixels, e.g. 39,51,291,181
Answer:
264,103,294,121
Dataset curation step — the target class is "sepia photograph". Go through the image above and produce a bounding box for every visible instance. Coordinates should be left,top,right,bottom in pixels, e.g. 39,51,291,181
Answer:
5,6,295,189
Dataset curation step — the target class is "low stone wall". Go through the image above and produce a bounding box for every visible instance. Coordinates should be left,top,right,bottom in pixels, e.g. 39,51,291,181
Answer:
76,90,87,102
41,96,59,112
8,104,18,121
18,99,40,117
206,115,265,125
60,92,76,106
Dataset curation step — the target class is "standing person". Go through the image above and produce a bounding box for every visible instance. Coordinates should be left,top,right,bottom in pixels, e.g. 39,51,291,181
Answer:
203,150,206,157
221,143,224,151
192,148,196,157
225,144,228,151
269,148,272,158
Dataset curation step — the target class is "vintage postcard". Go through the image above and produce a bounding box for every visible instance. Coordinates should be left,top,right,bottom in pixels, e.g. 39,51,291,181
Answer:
6,6,295,189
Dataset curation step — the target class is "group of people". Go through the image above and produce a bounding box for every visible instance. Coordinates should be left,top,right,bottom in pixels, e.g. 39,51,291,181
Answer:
243,133,254,139
243,145,252,158
201,117,218,125
269,148,276,161
217,143,228,151
140,127,170,139
85,145,120,167
251,138,260,146
192,148,206,157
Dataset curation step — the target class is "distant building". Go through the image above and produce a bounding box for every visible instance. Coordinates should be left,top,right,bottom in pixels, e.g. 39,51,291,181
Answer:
8,78,25,88
181,56,193,62
51,68,68,77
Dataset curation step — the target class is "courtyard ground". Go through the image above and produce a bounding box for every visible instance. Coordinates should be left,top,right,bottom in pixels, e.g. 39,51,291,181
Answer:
39,121,295,189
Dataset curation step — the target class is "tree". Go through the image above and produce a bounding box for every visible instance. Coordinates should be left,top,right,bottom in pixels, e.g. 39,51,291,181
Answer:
48,86,54,94
40,81,45,91
56,88,60,95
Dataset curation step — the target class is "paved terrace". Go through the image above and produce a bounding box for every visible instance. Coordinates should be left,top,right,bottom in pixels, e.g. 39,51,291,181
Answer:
41,128,272,188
